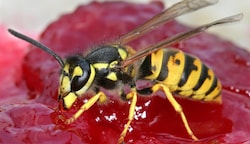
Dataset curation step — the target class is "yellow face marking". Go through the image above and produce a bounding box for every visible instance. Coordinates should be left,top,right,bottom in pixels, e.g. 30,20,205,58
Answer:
73,66,83,78
63,92,78,109
63,64,70,74
60,76,71,94
60,64,96,109
106,72,117,81
164,51,185,85
60,64,71,94
145,49,164,80
75,65,95,96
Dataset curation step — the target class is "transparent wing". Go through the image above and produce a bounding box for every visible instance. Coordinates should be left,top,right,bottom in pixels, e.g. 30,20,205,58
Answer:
114,0,218,45
121,13,243,67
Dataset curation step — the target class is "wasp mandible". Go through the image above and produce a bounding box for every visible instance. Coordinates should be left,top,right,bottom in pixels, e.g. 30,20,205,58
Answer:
8,0,243,143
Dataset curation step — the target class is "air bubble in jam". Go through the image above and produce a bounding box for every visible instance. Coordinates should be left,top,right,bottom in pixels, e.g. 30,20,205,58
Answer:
224,86,250,98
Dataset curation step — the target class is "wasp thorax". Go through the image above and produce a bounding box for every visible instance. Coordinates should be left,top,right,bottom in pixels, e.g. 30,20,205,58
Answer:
58,55,96,109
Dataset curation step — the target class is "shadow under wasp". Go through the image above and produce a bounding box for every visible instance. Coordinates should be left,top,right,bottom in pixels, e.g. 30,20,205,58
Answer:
8,0,242,143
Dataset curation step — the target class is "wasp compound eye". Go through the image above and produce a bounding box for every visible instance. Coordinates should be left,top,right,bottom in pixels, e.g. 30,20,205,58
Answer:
64,55,93,94
71,70,89,91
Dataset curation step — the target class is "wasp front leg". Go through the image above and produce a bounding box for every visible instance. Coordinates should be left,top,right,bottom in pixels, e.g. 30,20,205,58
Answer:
118,87,138,144
65,91,107,124
151,84,198,141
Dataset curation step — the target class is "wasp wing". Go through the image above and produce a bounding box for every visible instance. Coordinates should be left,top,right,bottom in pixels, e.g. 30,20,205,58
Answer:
114,0,218,45
121,13,243,67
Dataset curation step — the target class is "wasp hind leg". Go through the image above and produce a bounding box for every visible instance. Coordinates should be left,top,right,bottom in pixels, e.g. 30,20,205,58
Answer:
151,84,198,141
65,91,107,124
118,87,137,144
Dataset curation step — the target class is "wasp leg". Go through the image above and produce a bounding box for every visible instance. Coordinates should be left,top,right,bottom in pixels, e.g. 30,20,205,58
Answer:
151,84,198,141
65,91,107,124
118,88,137,144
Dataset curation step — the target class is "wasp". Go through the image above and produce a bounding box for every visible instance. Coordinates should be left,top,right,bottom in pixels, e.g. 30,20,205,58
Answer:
8,0,242,143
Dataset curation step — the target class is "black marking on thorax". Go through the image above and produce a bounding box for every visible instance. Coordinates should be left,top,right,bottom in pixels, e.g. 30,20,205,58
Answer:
86,45,124,64
86,45,131,89
138,55,152,78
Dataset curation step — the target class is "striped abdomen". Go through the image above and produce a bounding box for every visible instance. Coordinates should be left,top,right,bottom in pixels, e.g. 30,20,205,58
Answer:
139,49,222,103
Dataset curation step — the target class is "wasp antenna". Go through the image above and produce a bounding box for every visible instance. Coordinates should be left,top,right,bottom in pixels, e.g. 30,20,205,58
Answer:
8,29,64,67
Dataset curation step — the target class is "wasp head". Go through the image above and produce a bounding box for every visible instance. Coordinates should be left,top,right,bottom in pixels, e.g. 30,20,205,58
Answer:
6,29,96,110
58,55,95,109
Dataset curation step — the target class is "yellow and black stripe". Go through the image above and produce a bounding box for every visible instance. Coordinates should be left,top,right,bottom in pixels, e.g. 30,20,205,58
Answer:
139,49,222,103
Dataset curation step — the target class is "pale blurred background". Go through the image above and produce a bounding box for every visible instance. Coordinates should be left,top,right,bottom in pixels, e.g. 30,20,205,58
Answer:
0,0,249,49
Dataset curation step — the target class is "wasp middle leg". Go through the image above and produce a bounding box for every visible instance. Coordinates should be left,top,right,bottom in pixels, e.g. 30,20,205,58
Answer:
118,87,138,144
